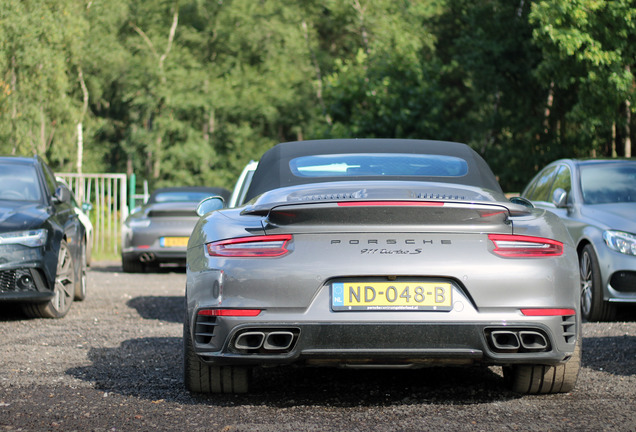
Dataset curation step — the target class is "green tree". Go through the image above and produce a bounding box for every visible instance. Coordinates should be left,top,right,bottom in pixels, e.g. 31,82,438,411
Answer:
433,0,550,190
0,0,89,168
315,1,442,140
530,0,636,158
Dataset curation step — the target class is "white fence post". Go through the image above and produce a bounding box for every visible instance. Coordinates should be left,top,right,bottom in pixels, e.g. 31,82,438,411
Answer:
56,173,128,258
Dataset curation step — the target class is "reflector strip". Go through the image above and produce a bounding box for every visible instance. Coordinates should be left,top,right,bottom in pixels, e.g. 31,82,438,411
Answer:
337,201,444,207
206,234,292,257
521,308,576,316
198,309,262,317
488,234,563,257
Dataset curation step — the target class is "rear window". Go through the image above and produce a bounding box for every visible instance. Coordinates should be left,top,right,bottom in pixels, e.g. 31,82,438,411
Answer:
150,191,215,203
289,154,468,178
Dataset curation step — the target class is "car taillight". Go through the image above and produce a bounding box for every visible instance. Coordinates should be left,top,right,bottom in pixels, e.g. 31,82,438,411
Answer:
521,308,575,316
198,309,262,317
206,234,292,257
488,234,563,257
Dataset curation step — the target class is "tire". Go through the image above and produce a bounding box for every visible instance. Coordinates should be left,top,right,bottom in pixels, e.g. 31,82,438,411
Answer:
183,311,250,394
23,240,75,319
504,338,581,394
579,244,616,322
74,239,88,301
122,257,144,273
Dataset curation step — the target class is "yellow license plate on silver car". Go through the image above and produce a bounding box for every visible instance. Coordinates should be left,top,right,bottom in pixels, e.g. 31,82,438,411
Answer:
160,236,189,247
331,282,452,311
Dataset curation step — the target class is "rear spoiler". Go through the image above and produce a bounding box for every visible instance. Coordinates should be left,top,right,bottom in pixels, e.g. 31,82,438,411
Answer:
253,200,522,234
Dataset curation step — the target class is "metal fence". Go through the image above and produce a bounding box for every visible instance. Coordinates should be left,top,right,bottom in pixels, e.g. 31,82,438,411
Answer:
56,173,128,257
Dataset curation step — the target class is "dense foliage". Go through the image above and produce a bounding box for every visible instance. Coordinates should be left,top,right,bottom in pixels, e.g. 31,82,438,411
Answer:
1,0,634,192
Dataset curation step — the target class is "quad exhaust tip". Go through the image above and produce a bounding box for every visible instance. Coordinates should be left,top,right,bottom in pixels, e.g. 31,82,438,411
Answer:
233,330,297,353
139,252,156,263
491,330,521,351
234,332,265,350
488,329,549,353
518,331,549,350
263,331,295,351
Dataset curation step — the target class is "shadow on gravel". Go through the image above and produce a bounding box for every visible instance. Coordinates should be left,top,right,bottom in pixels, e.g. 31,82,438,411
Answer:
582,335,636,376
0,303,28,321
89,262,186,274
67,336,519,407
127,296,184,323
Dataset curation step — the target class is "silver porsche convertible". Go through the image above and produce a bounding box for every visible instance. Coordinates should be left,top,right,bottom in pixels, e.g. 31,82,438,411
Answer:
184,139,581,394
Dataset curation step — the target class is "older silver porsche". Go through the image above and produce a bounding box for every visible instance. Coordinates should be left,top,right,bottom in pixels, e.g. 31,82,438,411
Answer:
184,139,581,394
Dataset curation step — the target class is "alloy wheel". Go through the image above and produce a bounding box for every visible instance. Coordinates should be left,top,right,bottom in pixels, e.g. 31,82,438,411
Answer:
52,242,75,315
579,250,593,318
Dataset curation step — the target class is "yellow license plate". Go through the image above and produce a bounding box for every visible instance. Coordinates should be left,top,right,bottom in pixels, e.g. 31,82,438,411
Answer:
331,282,452,311
160,236,189,247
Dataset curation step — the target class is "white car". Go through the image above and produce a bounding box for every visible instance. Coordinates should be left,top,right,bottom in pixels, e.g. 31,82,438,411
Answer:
56,177,94,265
228,161,258,208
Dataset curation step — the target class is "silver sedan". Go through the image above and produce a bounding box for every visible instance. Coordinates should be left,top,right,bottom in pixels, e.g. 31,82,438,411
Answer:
522,159,636,321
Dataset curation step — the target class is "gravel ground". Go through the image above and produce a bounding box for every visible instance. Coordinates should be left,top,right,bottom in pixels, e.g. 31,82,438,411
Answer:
1,261,635,432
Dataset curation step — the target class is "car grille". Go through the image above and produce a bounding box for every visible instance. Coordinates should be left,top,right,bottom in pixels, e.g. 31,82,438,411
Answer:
298,191,468,202
194,315,218,345
610,271,636,293
415,192,466,200
0,269,38,293
561,314,577,344
300,191,367,201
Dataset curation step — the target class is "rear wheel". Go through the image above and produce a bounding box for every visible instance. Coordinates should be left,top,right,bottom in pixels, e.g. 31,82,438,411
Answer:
579,244,616,321
504,339,581,394
183,312,250,393
74,239,88,301
23,240,75,319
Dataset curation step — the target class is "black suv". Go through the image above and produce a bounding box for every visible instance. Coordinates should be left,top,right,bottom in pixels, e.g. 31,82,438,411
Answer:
0,156,87,318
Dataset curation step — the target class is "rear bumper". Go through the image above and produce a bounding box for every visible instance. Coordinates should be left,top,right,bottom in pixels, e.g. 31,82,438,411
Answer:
191,317,577,368
604,255,636,303
593,243,636,303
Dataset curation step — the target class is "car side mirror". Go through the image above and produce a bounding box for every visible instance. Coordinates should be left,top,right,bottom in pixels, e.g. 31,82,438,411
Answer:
509,196,534,208
196,196,225,216
552,188,569,208
54,185,71,204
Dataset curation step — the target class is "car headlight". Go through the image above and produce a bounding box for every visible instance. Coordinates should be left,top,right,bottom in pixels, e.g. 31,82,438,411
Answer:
0,229,47,247
603,230,636,256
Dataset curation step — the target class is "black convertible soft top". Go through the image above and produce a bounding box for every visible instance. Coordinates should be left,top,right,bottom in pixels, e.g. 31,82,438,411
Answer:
244,139,502,202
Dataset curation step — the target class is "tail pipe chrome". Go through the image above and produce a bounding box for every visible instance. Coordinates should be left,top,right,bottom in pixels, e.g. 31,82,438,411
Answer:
234,332,265,350
232,329,299,353
139,252,156,263
487,328,550,353
491,330,521,351
263,331,295,351
518,331,549,351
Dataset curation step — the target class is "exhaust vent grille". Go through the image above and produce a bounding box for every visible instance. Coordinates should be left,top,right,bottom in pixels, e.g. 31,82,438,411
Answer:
301,191,367,202
194,315,218,345
416,192,466,200
561,314,577,344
